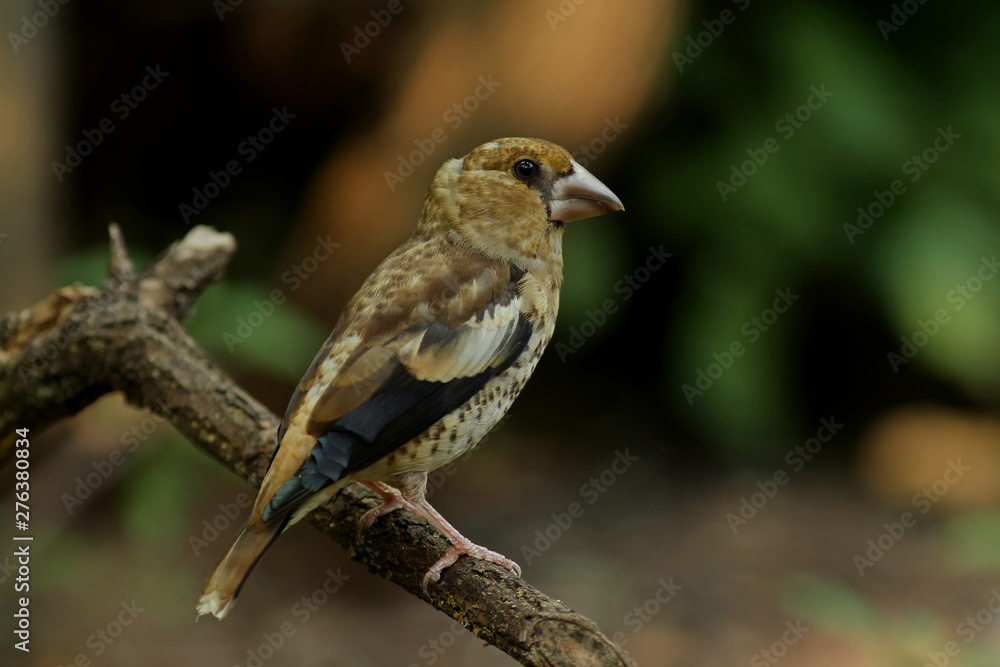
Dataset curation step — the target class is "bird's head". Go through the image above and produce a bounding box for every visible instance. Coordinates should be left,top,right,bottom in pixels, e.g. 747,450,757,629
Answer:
419,137,624,268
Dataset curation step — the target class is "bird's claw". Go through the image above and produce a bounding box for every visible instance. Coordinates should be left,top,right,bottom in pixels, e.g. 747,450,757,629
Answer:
421,544,521,594
357,482,406,539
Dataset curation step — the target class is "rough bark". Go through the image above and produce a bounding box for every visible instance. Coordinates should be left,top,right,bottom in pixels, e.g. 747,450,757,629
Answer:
0,225,636,667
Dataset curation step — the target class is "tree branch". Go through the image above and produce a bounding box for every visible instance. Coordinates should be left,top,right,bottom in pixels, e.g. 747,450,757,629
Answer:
0,225,636,667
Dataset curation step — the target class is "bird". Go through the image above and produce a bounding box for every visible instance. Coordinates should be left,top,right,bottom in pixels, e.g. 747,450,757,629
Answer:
196,137,624,619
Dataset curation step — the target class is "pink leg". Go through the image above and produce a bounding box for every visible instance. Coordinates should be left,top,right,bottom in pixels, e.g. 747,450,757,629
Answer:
358,481,405,536
408,494,522,591
359,474,521,591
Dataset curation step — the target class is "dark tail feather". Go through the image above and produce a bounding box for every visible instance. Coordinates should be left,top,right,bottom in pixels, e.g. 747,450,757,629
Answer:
196,519,285,619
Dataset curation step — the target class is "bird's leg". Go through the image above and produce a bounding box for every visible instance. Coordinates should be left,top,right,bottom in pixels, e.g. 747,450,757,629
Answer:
365,473,521,592
357,481,406,536
409,496,522,592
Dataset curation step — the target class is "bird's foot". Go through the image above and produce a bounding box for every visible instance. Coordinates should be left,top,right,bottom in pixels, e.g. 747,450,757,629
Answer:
422,539,521,593
357,481,406,538
359,476,521,592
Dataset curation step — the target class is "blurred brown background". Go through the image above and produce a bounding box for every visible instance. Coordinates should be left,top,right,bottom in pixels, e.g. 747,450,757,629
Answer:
3,0,1000,665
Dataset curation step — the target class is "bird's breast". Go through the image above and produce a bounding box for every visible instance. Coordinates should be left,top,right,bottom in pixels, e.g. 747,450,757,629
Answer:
360,304,557,480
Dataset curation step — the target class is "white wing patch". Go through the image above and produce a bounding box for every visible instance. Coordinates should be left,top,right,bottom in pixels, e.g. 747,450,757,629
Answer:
397,295,523,383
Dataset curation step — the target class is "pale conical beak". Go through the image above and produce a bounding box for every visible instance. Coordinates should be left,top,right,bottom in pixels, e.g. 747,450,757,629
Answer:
547,160,624,223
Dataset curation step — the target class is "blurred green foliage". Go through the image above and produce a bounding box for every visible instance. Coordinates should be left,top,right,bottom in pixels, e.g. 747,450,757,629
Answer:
943,509,1000,574
58,2,1000,466
185,282,328,382
558,2,1000,459
27,3,1000,663
780,572,1000,665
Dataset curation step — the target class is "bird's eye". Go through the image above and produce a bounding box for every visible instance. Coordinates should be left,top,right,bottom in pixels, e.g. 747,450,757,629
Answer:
512,159,540,182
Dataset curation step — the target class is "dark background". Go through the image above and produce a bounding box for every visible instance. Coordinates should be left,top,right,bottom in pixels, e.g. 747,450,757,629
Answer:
3,0,1000,665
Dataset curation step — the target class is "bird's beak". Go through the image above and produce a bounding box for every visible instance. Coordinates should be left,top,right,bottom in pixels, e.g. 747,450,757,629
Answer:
548,160,624,223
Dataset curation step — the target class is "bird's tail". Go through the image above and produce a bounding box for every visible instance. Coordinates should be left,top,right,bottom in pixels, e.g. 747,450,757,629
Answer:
196,519,284,620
